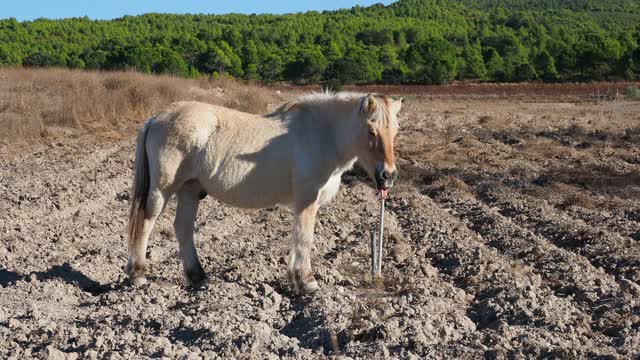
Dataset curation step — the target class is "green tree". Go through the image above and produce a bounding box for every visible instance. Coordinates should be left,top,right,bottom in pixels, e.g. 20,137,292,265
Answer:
461,40,487,79
514,63,537,81
24,50,68,67
534,48,558,81
381,64,409,84
154,47,189,76
622,57,635,80
259,54,283,84
405,37,459,84
213,48,231,75
82,49,109,69
285,46,328,83
335,46,383,83
575,33,623,79
325,41,343,63
188,65,201,79
219,41,244,77
485,48,506,81
0,0,637,83
502,40,530,81
67,54,85,69
379,45,399,69
0,45,22,66
242,40,259,79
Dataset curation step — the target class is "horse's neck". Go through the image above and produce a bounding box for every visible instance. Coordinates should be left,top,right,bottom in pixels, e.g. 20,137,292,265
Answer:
305,103,360,172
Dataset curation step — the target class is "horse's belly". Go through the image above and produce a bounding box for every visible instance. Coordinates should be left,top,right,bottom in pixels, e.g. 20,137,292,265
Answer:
200,159,293,209
208,183,293,209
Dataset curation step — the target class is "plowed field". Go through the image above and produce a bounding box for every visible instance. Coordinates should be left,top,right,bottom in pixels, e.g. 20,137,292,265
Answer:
2,92,640,358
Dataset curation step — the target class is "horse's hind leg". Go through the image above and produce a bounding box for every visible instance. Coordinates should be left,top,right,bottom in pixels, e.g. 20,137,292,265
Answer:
174,182,206,286
127,188,169,286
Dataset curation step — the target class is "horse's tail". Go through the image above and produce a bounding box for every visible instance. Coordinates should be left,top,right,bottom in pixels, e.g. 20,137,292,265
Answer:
128,119,152,250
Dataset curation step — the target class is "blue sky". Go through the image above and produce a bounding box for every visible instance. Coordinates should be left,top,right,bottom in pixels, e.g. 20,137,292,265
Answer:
2,1,395,21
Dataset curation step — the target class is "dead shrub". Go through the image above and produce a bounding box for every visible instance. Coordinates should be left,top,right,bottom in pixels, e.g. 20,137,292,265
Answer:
210,73,239,91
127,83,154,113
193,91,225,106
478,115,493,124
0,112,43,143
155,80,185,102
40,105,79,128
103,76,132,91
225,85,277,114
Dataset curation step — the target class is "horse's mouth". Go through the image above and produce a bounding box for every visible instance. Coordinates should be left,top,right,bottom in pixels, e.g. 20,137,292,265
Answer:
375,172,393,199
377,184,389,199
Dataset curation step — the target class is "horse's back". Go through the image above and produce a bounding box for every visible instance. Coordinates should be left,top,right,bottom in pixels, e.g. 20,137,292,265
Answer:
149,101,219,149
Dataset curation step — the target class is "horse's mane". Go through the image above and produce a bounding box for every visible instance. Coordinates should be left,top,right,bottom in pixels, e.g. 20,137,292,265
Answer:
267,91,359,117
266,91,396,127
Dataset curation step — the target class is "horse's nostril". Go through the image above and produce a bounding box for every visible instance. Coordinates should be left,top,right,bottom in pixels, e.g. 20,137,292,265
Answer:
381,170,397,181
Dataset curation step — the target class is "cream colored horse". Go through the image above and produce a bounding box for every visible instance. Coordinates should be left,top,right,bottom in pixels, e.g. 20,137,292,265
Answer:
126,92,402,293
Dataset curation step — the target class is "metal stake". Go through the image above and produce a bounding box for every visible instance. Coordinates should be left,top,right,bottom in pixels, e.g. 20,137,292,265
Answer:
370,198,386,280
370,227,377,278
377,198,385,276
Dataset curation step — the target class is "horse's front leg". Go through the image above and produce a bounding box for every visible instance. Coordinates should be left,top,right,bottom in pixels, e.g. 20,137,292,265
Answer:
288,200,319,293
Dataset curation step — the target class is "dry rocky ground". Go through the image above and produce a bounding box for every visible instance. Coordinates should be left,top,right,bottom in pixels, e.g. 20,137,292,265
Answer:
1,79,640,359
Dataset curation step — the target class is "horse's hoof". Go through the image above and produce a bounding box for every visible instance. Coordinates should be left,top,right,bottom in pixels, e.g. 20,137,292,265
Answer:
131,277,148,287
288,269,319,294
186,267,207,287
125,260,146,279
188,276,207,288
301,280,319,293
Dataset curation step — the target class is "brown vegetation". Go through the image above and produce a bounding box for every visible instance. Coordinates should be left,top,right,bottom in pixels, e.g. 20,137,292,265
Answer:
0,68,279,149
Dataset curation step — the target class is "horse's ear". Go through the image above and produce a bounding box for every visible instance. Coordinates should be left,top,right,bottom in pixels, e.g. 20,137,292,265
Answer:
361,94,377,114
391,97,404,115
271,100,299,115
282,100,300,113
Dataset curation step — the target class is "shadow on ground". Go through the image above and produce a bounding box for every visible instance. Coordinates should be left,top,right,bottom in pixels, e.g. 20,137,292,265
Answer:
0,262,119,295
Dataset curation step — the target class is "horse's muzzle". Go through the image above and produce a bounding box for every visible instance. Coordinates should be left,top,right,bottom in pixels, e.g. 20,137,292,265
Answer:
376,168,398,190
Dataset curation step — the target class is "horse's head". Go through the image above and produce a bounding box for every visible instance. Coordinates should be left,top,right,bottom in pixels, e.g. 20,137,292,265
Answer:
356,94,403,198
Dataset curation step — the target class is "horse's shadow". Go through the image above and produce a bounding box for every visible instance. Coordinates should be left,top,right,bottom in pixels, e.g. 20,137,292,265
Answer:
0,262,120,295
1,263,345,354
256,280,345,356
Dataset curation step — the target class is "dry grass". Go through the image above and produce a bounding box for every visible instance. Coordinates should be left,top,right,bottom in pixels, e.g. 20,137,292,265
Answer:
0,68,280,148
222,80,277,114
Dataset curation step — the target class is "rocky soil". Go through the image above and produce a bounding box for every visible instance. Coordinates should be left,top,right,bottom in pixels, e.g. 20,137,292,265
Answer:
1,98,640,359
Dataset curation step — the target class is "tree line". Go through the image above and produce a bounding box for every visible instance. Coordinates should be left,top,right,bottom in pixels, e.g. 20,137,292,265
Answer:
1,0,639,85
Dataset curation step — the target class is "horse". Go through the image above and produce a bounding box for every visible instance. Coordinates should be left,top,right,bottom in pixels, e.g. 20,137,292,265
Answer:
125,92,402,293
